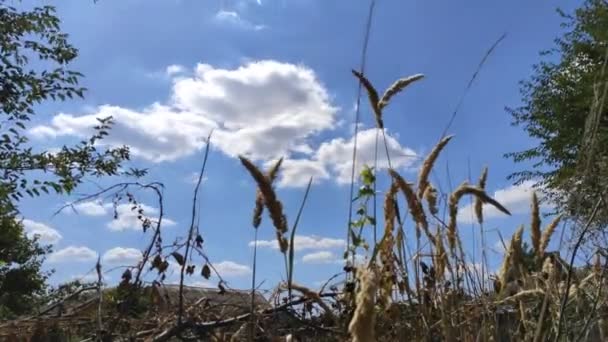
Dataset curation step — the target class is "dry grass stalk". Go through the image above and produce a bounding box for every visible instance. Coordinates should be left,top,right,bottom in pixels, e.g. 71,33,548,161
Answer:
378,182,398,307
474,167,488,224
351,70,383,129
348,266,378,342
539,214,562,256
389,169,434,244
531,192,541,258
424,185,439,216
497,289,545,304
434,227,447,280
282,282,335,322
447,182,511,251
252,158,284,229
378,74,425,110
239,156,289,253
498,225,524,292
417,135,454,199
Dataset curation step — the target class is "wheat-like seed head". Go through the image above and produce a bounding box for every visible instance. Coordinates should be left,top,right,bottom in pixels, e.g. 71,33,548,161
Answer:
348,266,378,342
378,74,425,110
378,182,398,308
498,225,524,292
252,158,284,229
448,182,511,252
539,214,562,256
417,135,454,199
531,192,541,258
240,156,289,252
389,169,434,244
474,167,488,224
424,185,439,216
352,70,383,129
434,227,447,280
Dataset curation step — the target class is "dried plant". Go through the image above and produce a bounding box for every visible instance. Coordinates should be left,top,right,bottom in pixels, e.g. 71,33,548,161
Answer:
417,135,454,199
447,182,511,251
348,266,378,342
389,169,433,243
474,166,488,224
434,227,448,280
378,182,398,307
539,214,562,257
252,158,284,229
498,225,524,293
424,185,439,216
378,74,425,110
239,156,289,253
352,70,383,128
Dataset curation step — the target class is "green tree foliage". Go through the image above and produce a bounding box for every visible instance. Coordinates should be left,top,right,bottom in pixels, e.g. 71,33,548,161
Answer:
506,0,608,227
0,1,134,317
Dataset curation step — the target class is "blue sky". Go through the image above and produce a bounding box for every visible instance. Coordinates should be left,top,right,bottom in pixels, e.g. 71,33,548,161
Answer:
18,0,582,291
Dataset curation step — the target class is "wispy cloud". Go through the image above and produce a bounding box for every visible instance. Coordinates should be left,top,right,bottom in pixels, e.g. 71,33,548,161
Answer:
213,261,252,277
301,251,339,264
251,235,345,251
214,10,266,31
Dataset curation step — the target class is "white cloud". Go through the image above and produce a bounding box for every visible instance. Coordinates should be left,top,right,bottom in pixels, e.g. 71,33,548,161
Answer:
102,247,142,265
71,201,110,216
313,128,418,185
276,128,418,187
251,235,345,251
22,219,62,244
48,246,97,263
166,64,186,77
30,60,336,165
457,180,543,224
214,10,265,31
274,158,330,188
213,261,252,277
302,251,338,264
29,104,216,163
107,203,176,231
185,172,209,185
28,60,420,188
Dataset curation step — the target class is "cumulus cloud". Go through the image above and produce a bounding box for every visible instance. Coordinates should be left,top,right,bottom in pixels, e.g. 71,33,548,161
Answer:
279,128,418,186
458,180,543,224
302,251,338,264
102,247,142,265
30,60,336,164
213,261,252,277
107,203,176,231
273,158,330,188
30,104,216,163
29,60,418,187
48,246,97,263
251,235,345,251
22,219,62,244
70,201,110,216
